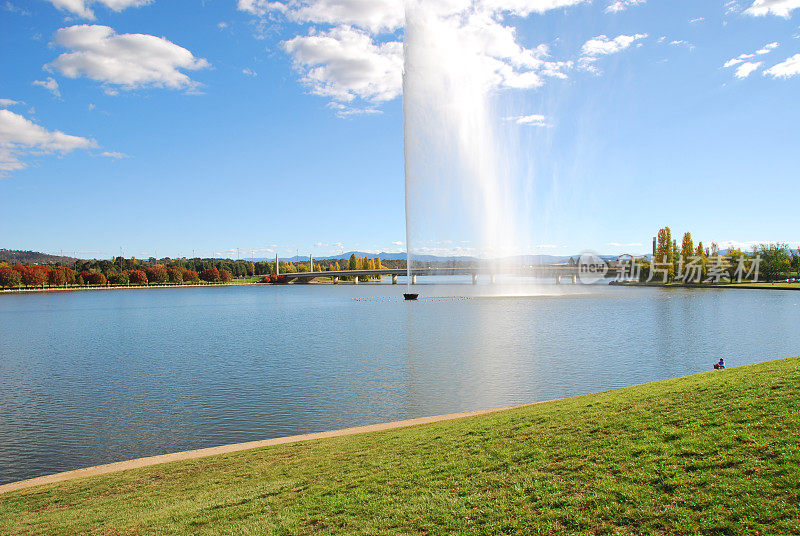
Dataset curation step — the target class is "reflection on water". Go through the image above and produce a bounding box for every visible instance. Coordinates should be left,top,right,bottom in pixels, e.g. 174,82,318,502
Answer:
1,281,799,484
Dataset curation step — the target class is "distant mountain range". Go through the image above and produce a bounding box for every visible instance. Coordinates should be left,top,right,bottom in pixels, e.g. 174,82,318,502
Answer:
0,249,79,265
2,248,658,265
264,252,626,264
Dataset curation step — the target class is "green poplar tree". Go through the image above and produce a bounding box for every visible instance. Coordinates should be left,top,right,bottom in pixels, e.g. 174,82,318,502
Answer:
695,242,707,280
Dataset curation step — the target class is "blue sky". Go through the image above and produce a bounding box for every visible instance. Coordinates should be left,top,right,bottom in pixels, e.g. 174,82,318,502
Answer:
1,0,799,260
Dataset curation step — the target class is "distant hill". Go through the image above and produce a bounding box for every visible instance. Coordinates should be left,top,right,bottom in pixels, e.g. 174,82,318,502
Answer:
254,251,415,262
260,252,607,264
0,249,78,265
3,249,655,267
258,251,478,263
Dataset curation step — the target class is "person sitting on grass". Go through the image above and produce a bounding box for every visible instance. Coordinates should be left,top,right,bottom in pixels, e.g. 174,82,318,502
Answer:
714,358,725,370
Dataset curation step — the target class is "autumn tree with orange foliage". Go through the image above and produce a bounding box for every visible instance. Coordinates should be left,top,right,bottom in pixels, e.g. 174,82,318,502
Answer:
0,267,22,288
145,265,168,284
86,272,107,286
21,266,49,287
126,270,148,285
183,269,199,283
200,267,220,282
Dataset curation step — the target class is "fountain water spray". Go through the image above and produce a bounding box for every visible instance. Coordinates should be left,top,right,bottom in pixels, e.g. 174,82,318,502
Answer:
403,1,532,291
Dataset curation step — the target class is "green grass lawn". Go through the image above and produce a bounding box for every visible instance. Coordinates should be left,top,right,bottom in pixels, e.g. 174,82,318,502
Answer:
2,358,799,535
718,282,800,289
616,281,800,290
229,276,262,284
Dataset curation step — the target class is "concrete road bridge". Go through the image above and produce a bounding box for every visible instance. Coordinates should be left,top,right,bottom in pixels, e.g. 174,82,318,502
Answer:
278,265,620,285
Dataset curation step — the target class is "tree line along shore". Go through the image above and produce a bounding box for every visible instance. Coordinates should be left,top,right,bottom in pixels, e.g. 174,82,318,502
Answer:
616,227,800,284
0,254,396,290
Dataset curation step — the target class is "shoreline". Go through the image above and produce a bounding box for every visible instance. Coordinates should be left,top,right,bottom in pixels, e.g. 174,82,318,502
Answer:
0,279,373,294
0,282,260,294
0,403,529,496
5,279,800,295
610,281,800,291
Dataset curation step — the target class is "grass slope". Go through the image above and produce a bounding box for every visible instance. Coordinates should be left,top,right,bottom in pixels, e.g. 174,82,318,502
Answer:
616,281,800,290
1,358,799,535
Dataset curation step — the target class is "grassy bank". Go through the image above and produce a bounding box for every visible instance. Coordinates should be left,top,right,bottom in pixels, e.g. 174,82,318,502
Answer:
2,358,799,535
612,281,800,291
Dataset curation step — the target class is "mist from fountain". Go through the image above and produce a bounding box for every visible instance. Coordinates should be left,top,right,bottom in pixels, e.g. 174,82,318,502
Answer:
402,1,541,292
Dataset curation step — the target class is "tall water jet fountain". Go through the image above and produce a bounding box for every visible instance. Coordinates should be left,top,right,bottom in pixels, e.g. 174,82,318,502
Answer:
403,1,531,290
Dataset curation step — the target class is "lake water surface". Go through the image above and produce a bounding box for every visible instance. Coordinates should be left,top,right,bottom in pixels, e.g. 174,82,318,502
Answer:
1,280,799,484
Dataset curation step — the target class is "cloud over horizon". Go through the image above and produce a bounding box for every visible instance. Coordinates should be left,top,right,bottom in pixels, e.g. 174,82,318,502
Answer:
0,109,96,176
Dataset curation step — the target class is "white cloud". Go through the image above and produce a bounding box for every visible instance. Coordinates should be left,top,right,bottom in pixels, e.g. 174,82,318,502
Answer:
757,42,780,54
0,99,20,107
579,33,647,71
507,114,548,126
605,0,645,14
33,77,61,97
581,33,647,57
218,22,229,29
719,239,800,250
46,25,210,92
765,53,800,77
46,0,152,20
283,8,573,110
669,40,695,50
237,0,288,17
689,16,705,23
239,0,590,30
242,1,584,113
723,42,778,77
0,109,96,176
735,61,763,78
284,26,403,104
481,0,589,16
327,102,382,116
745,0,800,17
101,150,128,158
290,0,404,33
242,68,258,76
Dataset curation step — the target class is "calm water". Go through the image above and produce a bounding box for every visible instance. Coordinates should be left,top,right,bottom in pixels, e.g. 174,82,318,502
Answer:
1,280,799,484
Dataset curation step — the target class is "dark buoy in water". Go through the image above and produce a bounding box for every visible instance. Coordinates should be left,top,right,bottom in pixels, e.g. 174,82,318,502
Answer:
403,293,419,301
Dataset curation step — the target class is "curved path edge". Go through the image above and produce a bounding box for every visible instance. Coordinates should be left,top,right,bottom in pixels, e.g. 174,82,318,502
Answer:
0,404,530,496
